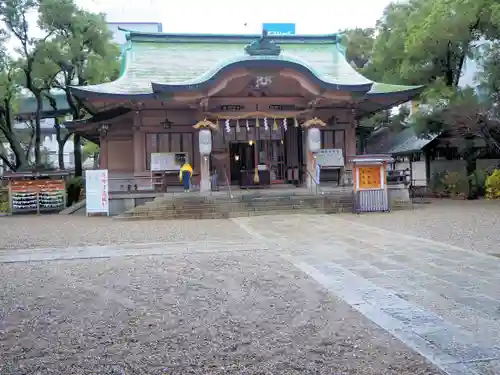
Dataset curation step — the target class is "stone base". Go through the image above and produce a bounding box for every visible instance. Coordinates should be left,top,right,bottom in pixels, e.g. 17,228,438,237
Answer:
388,184,411,210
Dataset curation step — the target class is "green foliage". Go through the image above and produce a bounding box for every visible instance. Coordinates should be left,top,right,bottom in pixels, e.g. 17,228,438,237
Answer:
82,141,99,159
429,171,447,194
469,169,489,197
367,0,500,86
0,187,8,213
66,175,83,206
476,41,500,106
0,0,119,174
82,140,100,168
485,169,500,199
341,28,375,70
442,171,468,196
359,106,410,132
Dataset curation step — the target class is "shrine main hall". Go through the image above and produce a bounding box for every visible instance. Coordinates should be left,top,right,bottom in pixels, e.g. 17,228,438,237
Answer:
69,29,422,191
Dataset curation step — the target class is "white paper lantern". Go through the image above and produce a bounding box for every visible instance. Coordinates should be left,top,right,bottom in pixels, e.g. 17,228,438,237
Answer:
199,129,212,155
308,127,321,152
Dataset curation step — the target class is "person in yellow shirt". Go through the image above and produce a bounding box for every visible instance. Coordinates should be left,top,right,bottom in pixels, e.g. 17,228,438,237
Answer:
179,161,193,192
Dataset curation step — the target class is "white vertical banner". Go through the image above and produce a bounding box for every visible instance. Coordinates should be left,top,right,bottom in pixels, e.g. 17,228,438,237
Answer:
86,169,109,215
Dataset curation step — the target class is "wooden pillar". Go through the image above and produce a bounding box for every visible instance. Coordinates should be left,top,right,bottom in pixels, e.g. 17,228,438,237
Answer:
99,136,108,169
345,122,357,167
133,112,145,174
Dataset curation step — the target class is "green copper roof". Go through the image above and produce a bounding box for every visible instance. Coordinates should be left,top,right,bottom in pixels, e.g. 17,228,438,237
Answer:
17,89,70,116
71,32,377,97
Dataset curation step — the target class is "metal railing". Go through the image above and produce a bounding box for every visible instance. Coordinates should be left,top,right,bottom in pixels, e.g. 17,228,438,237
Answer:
305,169,323,196
223,169,233,199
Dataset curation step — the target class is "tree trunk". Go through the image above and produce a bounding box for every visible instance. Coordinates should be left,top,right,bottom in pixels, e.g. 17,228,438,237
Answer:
25,121,35,163
74,133,82,176
0,152,15,171
464,138,477,199
54,118,71,170
2,128,27,170
34,95,43,169
58,143,65,170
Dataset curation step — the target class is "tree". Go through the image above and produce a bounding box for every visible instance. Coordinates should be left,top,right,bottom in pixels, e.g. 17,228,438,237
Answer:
82,140,99,169
341,28,375,70
0,41,28,170
44,94,72,169
367,0,500,87
38,0,120,177
0,0,59,169
476,41,500,107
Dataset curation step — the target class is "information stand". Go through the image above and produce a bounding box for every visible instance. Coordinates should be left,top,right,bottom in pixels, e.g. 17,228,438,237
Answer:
351,154,392,213
4,171,69,215
85,169,109,216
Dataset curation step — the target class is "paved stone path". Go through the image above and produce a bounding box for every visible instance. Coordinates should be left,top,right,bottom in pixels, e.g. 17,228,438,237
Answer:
0,239,442,374
2,212,499,374
229,214,500,375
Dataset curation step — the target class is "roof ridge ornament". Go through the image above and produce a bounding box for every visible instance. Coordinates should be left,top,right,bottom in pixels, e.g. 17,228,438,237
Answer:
245,29,281,56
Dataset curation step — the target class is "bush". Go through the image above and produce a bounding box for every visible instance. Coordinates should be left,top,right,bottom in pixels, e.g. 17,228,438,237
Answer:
442,171,467,196
429,172,446,194
469,169,488,197
0,188,8,213
66,176,84,206
485,169,500,199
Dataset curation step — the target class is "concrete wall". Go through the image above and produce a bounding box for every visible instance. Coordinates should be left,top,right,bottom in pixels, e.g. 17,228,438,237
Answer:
394,158,500,186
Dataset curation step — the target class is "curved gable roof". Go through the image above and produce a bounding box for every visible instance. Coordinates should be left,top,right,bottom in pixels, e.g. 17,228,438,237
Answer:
70,31,375,99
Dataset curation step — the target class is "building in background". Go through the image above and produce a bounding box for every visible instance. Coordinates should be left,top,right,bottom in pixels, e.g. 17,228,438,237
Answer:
262,23,296,36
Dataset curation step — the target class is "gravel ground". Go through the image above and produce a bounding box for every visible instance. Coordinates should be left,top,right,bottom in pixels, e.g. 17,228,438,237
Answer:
0,251,443,375
1,200,497,253
0,216,254,250
340,199,500,255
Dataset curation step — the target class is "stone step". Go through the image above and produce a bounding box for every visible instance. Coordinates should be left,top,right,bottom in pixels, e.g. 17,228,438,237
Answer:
117,207,345,221
120,203,353,220
117,192,355,220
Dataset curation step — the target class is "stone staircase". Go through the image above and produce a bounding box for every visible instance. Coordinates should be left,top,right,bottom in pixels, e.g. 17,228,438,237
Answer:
116,189,354,220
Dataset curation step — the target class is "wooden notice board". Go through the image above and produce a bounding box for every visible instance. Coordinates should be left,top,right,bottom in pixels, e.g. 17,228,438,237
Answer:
358,166,381,189
150,152,187,171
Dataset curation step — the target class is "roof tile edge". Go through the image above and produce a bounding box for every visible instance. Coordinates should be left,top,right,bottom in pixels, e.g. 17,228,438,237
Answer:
124,30,340,44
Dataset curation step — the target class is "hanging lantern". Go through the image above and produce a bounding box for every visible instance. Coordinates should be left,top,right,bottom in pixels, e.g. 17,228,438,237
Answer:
263,117,269,131
273,118,278,131
283,118,288,131
245,118,250,131
294,117,299,127
236,119,241,133
256,117,260,128
225,118,231,133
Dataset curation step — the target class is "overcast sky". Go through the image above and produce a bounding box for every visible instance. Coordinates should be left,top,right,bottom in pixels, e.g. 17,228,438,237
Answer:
76,0,392,34
6,0,392,51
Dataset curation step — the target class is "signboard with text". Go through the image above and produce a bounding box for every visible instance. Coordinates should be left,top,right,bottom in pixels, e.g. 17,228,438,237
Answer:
262,23,296,36
151,152,187,171
314,149,345,168
85,169,109,215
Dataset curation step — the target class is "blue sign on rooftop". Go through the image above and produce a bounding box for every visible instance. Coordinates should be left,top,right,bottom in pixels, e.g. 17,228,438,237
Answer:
262,23,296,36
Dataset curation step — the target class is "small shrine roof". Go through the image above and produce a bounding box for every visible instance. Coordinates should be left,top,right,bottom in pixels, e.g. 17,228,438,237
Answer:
366,126,439,155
